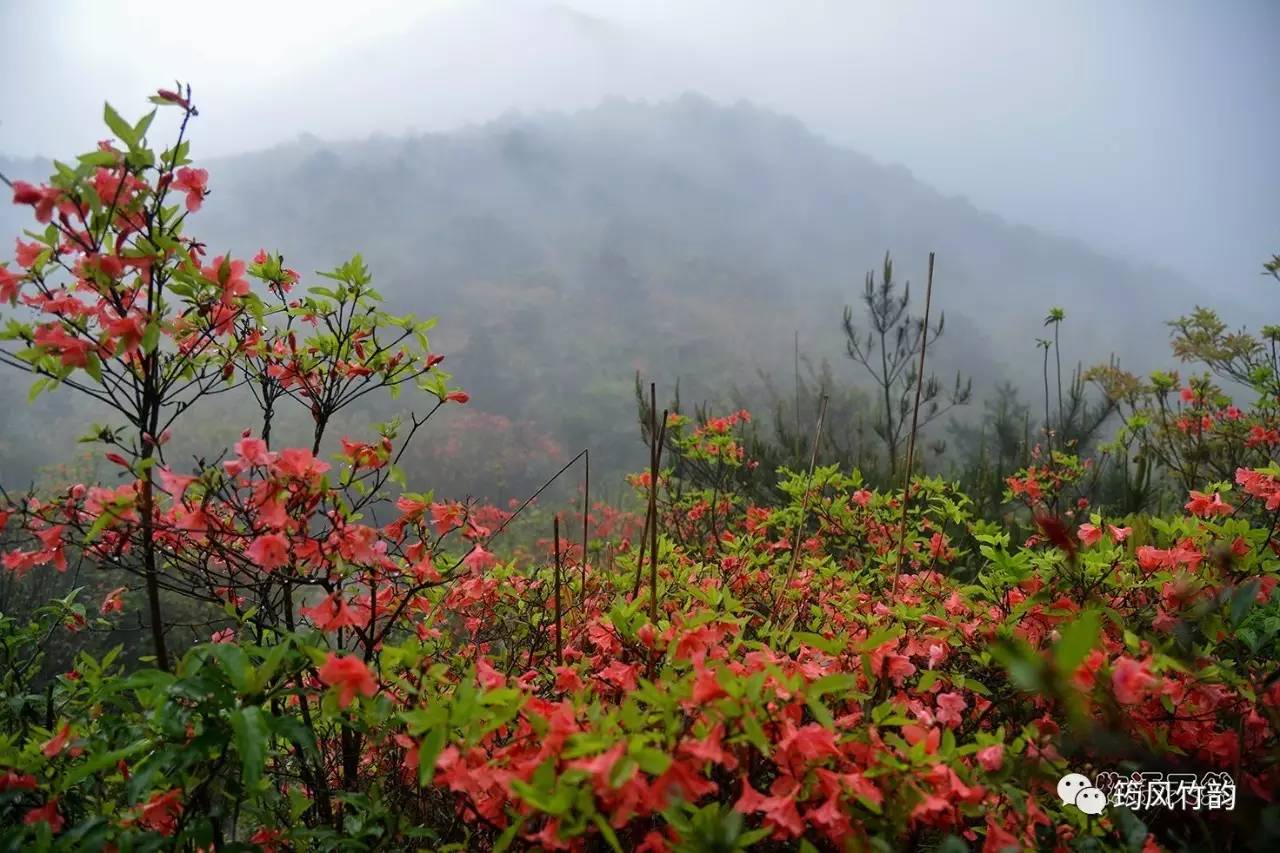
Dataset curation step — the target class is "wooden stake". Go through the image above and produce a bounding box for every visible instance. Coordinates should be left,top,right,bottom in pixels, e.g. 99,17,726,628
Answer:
581,448,590,589
893,252,936,596
553,515,563,666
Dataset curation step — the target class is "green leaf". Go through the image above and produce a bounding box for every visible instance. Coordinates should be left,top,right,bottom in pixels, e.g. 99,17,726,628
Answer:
857,625,903,653
133,108,157,142
252,640,293,692
230,706,269,787
83,354,103,383
1053,608,1100,675
84,507,116,544
493,816,526,852
288,787,312,822
141,322,161,354
63,738,151,786
1230,580,1260,626
77,150,120,168
103,103,137,147
591,814,623,853
793,631,844,655
417,725,448,786
206,643,253,693
805,693,834,727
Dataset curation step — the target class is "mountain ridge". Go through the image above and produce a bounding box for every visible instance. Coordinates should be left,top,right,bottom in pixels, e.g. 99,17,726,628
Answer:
0,95,1229,492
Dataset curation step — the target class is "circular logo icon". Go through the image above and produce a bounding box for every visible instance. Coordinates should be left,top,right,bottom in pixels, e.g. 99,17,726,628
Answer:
1075,786,1107,815
1057,773,1092,806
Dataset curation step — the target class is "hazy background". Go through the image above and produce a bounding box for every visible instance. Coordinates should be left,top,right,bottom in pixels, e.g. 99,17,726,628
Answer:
0,0,1276,496
3,0,1276,289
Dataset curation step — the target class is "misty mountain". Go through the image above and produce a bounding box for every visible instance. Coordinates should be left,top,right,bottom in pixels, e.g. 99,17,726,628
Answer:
0,96,1219,493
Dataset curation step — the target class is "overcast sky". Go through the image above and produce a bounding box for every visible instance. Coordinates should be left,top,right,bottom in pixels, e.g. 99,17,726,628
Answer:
1,0,1276,298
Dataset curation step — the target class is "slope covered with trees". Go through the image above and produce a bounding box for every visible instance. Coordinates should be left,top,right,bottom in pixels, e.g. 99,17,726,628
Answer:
0,95,1226,498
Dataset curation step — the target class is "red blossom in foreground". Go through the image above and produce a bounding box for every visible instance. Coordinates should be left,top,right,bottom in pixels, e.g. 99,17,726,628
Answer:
0,264,20,303
1111,656,1158,705
976,744,1004,772
156,88,190,108
100,586,126,615
1077,522,1103,546
246,532,290,570
301,593,365,631
23,798,64,834
1185,490,1234,518
137,789,183,836
318,653,378,709
40,723,73,759
171,167,209,212
11,181,61,223
1238,467,1280,511
0,769,38,792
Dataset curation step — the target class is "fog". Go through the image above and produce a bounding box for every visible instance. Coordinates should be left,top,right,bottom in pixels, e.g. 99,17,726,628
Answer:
2,0,1276,295
1,0,1277,494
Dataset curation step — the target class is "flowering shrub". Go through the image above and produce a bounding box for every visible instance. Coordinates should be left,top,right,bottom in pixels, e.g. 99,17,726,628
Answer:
1,90,1278,851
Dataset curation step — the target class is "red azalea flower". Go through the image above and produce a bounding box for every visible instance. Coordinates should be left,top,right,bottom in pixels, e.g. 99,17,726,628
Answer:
0,769,38,792
246,533,290,571
318,653,377,709
138,789,183,836
14,239,43,268
977,744,1004,771
100,586,126,615
156,88,190,108
41,723,73,758
24,798,64,834
1076,523,1102,547
11,181,59,223
1111,656,1157,705
1185,490,1233,518
301,593,364,631
0,264,21,303
171,167,209,212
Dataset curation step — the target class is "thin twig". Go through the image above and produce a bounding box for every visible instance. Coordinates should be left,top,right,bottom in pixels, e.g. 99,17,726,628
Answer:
631,384,667,600
484,448,587,544
892,252,936,596
648,382,661,622
773,393,829,612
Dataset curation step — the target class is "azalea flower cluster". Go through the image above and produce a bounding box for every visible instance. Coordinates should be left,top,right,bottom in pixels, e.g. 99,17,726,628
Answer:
329,449,1275,851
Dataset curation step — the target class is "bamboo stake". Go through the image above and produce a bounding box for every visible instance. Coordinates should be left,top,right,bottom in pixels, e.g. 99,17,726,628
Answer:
581,449,590,589
649,382,661,623
553,515,563,666
892,252,936,596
